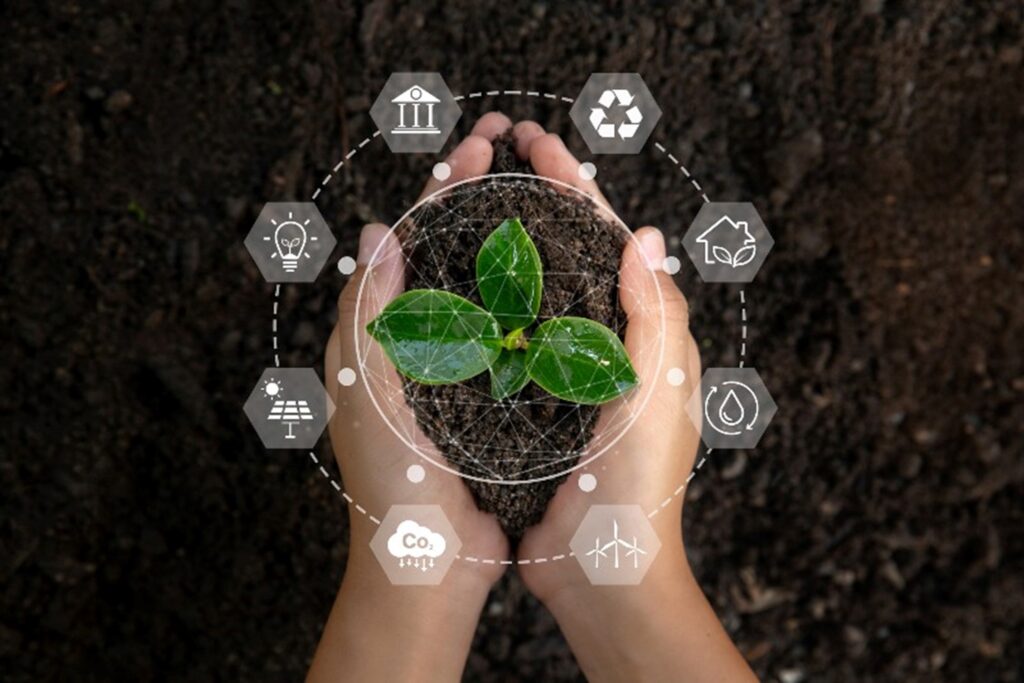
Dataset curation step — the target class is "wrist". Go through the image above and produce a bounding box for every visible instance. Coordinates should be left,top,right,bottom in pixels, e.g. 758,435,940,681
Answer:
541,546,756,683
543,541,694,618
308,549,491,682
338,566,490,637
342,544,493,610
541,548,709,682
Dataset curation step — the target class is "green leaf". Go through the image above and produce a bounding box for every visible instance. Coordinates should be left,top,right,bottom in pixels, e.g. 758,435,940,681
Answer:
366,290,503,384
526,317,638,405
476,218,543,331
489,349,531,400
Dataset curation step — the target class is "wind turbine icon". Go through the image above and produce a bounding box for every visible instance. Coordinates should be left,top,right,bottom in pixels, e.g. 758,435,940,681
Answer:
585,519,648,570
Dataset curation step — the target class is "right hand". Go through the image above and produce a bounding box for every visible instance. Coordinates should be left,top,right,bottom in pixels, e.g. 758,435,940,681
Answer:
512,130,702,604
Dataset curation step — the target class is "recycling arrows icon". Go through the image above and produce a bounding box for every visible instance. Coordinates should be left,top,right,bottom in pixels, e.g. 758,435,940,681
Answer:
589,89,643,140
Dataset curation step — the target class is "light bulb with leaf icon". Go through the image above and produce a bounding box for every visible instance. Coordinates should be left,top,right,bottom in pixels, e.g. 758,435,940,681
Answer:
265,211,318,273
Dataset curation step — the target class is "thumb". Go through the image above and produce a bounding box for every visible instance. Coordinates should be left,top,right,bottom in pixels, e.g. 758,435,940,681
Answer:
617,227,701,419
326,223,405,408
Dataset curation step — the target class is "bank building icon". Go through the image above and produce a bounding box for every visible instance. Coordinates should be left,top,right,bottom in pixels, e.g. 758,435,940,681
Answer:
391,85,440,135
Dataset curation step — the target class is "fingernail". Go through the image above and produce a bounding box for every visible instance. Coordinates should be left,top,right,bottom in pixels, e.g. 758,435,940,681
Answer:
638,228,666,270
357,224,386,265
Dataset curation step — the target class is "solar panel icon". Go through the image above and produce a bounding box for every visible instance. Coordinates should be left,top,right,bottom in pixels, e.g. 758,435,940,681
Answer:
266,399,315,439
245,369,334,450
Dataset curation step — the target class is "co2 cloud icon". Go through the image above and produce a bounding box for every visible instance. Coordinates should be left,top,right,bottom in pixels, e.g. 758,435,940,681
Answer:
387,520,447,570
370,505,461,585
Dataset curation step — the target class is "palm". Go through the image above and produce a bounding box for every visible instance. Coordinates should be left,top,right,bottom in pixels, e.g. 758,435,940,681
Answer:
324,114,523,581
513,132,702,596
326,232,507,584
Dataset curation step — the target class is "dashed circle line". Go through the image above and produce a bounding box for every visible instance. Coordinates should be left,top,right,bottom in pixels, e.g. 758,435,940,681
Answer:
272,284,280,368
740,289,747,367
280,87,744,565
306,451,575,565
646,450,712,519
457,552,575,566
311,130,382,201
308,451,382,525
454,90,574,103
653,141,710,204
650,141,752,365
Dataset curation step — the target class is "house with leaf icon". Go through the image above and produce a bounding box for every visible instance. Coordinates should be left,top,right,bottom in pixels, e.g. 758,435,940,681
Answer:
696,215,757,269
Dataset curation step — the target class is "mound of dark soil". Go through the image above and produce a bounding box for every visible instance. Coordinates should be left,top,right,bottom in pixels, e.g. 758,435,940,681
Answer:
400,134,625,537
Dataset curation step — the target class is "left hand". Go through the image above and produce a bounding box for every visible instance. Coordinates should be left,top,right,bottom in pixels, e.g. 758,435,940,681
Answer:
324,112,521,589
308,113,517,682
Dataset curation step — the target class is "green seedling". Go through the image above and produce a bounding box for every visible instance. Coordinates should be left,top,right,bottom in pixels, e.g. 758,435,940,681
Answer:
367,218,638,405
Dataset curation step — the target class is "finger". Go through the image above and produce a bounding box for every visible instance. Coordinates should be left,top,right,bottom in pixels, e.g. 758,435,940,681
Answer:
607,227,698,424
330,227,469,501
620,227,694,384
329,223,438,478
332,223,407,412
527,133,610,210
329,225,459,498
470,111,513,141
326,325,342,405
512,120,546,159
418,134,495,201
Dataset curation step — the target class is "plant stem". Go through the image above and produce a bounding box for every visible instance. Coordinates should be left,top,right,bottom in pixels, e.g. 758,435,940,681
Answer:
502,328,529,351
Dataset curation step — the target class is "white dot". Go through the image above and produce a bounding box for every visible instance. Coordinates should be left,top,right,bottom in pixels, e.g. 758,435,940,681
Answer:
578,473,597,492
432,162,452,181
406,464,426,483
337,256,357,275
578,162,597,180
666,367,685,386
662,256,681,274
337,367,356,386
265,382,279,396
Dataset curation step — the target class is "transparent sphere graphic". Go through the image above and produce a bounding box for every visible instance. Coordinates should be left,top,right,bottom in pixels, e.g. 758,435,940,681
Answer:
354,173,665,485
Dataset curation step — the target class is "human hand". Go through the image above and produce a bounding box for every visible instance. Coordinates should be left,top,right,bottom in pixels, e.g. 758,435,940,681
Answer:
510,124,701,598
311,113,754,682
309,113,517,682
324,113,518,586
513,126,757,682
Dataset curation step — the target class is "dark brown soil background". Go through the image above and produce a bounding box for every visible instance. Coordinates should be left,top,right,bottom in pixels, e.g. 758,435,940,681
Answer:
402,139,625,537
2,1,1022,681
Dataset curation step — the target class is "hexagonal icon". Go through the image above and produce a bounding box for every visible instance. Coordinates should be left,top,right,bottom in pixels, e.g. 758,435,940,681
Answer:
244,202,337,283
685,367,777,450
370,73,462,154
569,505,661,585
370,505,462,585
244,368,334,449
682,202,774,283
570,73,662,155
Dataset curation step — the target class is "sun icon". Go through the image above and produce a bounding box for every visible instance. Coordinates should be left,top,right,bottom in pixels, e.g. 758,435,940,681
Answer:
261,378,283,399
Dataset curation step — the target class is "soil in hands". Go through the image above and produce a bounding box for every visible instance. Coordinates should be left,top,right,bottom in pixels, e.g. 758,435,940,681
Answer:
399,133,625,538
